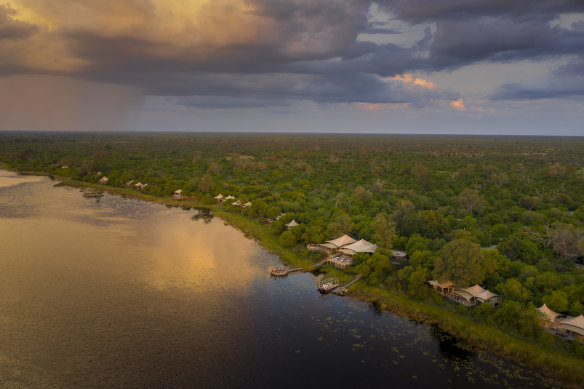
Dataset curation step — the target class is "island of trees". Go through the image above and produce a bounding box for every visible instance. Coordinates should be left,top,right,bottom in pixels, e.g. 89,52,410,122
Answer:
1,132,583,382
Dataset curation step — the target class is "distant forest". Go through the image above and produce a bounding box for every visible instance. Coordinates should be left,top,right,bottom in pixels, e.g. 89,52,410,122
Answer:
1,132,583,351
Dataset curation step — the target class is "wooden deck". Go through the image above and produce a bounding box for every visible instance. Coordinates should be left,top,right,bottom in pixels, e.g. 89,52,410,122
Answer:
325,254,353,269
270,258,328,277
270,267,304,277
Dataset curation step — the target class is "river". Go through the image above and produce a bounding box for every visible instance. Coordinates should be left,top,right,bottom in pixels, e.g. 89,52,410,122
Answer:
0,170,557,388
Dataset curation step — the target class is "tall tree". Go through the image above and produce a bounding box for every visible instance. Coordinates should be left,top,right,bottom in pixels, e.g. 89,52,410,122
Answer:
371,213,397,249
458,188,485,215
434,239,487,286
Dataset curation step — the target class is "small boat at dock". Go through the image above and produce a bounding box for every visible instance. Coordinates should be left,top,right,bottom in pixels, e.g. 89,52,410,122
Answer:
270,267,289,277
318,278,339,293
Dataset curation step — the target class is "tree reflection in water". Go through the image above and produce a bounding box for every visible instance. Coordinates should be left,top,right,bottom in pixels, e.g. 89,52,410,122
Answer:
191,207,213,224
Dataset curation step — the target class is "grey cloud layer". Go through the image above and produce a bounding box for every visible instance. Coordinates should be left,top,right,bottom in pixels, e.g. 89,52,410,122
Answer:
1,0,584,106
0,4,36,40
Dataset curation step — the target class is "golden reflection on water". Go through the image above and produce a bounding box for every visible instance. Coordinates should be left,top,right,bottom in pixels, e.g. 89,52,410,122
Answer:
0,171,268,294
0,170,46,188
0,172,275,386
130,211,263,291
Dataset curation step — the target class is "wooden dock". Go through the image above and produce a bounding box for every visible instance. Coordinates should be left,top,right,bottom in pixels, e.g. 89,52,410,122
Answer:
330,274,362,295
270,257,328,277
270,267,304,277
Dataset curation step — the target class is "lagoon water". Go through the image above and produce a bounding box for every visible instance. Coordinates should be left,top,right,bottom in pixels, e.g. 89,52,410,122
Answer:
0,171,555,388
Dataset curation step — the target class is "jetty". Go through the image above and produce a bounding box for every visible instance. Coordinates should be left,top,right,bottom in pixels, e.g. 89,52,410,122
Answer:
270,267,304,277
329,274,362,295
269,257,329,277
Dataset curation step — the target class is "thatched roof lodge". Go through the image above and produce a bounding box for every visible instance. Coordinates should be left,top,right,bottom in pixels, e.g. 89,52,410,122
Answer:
320,234,356,251
556,315,584,338
427,280,454,296
285,219,299,229
173,189,185,199
337,239,377,256
453,284,501,306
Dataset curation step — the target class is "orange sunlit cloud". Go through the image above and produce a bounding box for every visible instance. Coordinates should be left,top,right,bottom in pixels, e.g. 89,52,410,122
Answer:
6,0,267,68
389,74,437,90
449,98,466,111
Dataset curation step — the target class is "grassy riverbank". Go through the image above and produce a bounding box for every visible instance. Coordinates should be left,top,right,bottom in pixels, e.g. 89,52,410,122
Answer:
4,170,584,386
349,283,584,386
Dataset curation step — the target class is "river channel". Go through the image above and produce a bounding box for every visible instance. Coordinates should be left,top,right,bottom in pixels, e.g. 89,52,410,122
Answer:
0,171,557,388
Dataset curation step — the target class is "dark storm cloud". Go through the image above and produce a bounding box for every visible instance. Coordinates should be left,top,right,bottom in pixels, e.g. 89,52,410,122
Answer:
424,17,584,71
2,0,584,106
0,4,37,40
377,0,584,24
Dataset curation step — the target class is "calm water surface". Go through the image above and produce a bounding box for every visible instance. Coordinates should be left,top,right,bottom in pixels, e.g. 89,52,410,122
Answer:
0,171,557,388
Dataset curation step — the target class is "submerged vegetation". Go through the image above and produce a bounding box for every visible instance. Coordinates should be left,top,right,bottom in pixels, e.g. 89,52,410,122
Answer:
1,132,583,383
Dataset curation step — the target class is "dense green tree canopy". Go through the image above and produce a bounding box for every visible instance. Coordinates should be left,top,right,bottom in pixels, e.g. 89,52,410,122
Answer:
1,133,583,335
434,239,488,286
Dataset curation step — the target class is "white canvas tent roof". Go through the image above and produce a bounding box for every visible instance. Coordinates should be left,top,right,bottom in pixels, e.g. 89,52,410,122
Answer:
243,201,252,207
557,315,584,337
286,219,299,228
225,195,235,200
463,284,487,296
453,289,475,303
214,194,223,199
455,284,499,303
174,189,183,194
321,234,356,250
391,250,407,258
338,239,377,256
475,289,499,301
538,304,562,323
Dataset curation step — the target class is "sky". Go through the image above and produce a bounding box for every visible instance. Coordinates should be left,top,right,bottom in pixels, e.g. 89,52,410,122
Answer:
0,0,583,135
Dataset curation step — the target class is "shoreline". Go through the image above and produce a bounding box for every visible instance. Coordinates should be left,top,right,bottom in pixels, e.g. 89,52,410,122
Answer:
3,167,584,386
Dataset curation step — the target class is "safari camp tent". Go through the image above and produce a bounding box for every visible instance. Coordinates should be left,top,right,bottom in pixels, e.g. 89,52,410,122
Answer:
320,234,356,253
453,284,501,307
337,239,377,256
